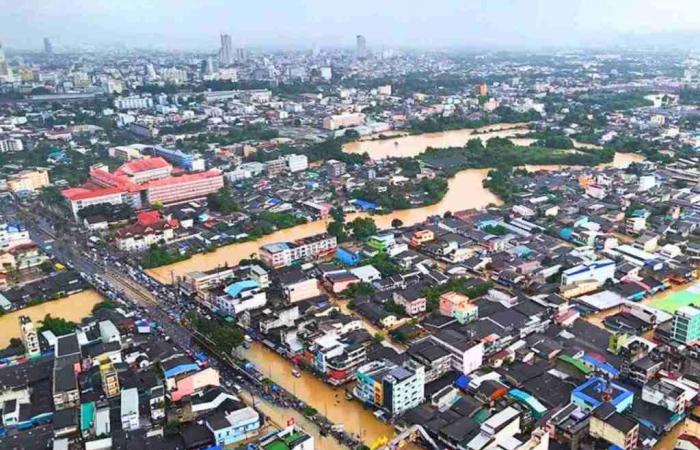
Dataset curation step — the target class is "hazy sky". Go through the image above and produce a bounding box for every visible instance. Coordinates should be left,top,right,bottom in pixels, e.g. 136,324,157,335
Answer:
2,0,699,50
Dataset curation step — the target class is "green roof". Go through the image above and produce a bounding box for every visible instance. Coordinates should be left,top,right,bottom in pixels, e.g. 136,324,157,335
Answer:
263,431,309,450
558,355,593,375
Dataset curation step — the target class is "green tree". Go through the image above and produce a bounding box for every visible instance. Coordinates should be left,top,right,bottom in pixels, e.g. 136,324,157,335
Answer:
39,314,76,336
348,217,378,240
391,218,403,228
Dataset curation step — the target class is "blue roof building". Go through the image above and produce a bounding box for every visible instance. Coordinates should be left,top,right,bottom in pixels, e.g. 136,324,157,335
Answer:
224,280,259,299
571,377,633,413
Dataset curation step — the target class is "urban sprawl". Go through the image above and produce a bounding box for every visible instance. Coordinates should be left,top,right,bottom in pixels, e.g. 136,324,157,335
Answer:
0,34,698,450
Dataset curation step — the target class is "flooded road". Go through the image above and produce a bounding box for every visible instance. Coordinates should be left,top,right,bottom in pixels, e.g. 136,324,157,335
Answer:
0,290,102,347
243,342,398,448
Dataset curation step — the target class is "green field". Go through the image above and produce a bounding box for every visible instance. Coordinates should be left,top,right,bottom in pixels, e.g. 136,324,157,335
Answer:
648,284,700,313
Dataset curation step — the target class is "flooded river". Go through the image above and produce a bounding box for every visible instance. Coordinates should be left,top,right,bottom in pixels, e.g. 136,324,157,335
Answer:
343,123,528,159
0,290,102,348
147,166,500,284
148,125,643,285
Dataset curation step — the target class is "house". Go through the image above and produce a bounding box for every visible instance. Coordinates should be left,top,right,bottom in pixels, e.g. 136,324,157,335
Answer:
439,291,478,324
205,405,261,446
393,287,427,316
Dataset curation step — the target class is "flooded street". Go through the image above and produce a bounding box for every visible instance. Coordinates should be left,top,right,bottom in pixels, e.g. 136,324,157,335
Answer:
243,342,398,447
0,290,102,347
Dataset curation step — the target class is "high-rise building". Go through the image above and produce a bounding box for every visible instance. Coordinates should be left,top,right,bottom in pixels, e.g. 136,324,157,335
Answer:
43,37,53,55
356,34,367,58
19,316,41,358
219,34,233,66
0,42,10,80
235,47,246,62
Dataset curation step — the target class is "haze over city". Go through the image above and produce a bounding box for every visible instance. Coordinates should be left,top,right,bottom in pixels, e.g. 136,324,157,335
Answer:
2,0,700,50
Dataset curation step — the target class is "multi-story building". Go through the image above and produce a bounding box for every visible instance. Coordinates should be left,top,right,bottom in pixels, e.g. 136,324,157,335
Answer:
151,146,206,172
324,159,347,177
114,221,175,252
0,137,23,152
7,169,50,193
265,158,287,177
0,222,32,251
642,379,688,414
114,96,153,110
120,388,140,431
322,112,365,130
393,288,427,316
439,291,478,324
206,406,261,446
144,171,224,205
260,234,337,269
430,329,484,375
284,154,308,172
590,403,639,450
63,159,224,219
354,359,424,416
672,306,700,344
19,316,40,358
100,362,121,398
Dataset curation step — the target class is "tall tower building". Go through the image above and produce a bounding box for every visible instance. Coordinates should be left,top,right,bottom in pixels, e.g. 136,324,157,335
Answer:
219,34,233,66
0,42,10,80
356,34,367,59
19,316,41,358
235,47,246,63
43,37,53,55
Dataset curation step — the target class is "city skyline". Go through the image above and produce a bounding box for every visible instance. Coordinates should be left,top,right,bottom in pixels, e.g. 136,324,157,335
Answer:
1,0,700,51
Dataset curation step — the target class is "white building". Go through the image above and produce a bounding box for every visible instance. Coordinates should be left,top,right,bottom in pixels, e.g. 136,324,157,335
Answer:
120,388,140,431
561,259,616,287
284,154,308,172
114,96,154,110
322,112,365,130
0,138,23,152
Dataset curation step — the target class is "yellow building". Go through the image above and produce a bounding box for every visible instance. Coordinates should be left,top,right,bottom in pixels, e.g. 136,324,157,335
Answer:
590,404,639,450
7,169,50,193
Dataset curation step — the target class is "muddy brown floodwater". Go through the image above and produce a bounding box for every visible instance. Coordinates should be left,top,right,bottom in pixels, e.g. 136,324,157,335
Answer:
0,290,103,347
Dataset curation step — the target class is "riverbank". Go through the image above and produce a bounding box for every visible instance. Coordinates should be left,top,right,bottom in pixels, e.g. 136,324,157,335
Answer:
0,289,103,347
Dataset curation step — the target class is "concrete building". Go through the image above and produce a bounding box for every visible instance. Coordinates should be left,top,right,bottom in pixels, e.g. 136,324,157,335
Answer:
439,291,478,324
561,259,615,287
672,306,700,344
0,137,23,152
590,402,639,450
354,359,424,416
284,154,308,172
100,363,121,398
324,159,347,177
19,316,40,358
265,158,287,177
322,113,365,130
114,96,153,110
7,169,50,193
260,234,337,269
120,388,140,431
